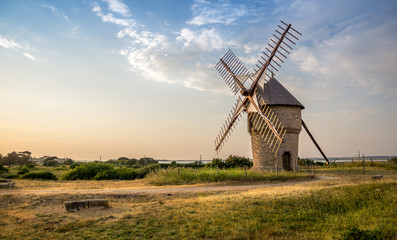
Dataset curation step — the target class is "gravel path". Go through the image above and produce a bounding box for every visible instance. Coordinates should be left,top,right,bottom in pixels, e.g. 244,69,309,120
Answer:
0,176,332,196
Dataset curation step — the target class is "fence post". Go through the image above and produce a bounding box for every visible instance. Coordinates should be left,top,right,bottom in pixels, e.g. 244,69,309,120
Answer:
217,167,219,178
245,166,247,177
305,158,307,172
362,154,365,175
195,167,197,175
312,165,315,177
178,167,180,176
276,164,278,177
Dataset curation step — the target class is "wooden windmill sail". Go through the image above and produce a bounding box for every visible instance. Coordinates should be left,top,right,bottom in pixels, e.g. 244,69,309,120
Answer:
214,21,330,164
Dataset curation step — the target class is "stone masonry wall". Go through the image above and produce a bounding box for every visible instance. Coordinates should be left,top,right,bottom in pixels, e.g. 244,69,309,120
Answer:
249,106,302,171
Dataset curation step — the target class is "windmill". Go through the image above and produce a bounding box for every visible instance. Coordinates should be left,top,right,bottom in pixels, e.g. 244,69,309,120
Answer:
214,21,329,171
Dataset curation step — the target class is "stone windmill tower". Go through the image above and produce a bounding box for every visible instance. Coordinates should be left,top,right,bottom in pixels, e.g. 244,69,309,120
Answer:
214,21,329,171
249,78,304,171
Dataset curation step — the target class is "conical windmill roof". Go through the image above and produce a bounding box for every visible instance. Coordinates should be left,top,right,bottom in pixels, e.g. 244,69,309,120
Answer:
258,78,305,109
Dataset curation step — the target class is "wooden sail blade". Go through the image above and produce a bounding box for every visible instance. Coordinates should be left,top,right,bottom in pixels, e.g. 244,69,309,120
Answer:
215,50,250,94
247,94,282,142
247,91,287,154
215,97,245,152
251,21,301,90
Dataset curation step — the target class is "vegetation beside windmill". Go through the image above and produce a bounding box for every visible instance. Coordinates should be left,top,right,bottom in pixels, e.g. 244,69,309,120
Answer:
1,163,396,240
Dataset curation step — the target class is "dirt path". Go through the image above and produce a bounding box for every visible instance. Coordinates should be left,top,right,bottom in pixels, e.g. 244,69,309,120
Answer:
0,176,334,196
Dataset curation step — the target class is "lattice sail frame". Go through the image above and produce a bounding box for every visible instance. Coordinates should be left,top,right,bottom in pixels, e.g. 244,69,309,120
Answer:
214,21,301,156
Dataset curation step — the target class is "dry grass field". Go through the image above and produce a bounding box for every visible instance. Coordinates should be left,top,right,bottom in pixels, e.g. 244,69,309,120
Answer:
1,166,396,239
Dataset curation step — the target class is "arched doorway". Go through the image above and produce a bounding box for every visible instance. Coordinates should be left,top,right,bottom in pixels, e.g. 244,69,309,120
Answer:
282,152,291,171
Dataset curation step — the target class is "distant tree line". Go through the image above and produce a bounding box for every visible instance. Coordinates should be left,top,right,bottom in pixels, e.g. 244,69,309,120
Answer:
104,157,158,168
0,151,32,165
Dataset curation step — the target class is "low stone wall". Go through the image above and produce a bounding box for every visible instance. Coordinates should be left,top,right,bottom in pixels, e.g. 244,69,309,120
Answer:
0,180,15,188
64,199,109,212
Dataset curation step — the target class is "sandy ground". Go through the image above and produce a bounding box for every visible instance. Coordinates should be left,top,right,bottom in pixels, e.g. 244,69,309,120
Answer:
0,175,334,196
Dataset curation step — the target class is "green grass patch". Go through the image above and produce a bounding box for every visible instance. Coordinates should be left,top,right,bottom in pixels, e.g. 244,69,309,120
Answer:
105,182,396,239
146,167,313,185
8,181,393,240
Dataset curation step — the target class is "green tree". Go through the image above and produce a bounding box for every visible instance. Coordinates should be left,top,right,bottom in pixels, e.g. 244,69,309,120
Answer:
138,157,158,166
1,151,32,165
125,158,138,166
207,158,226,169
225,155,251,168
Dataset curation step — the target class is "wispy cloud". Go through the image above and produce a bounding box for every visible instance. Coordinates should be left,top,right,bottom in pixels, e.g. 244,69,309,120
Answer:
103,0,130,16
23,53,36,61
41,4,71,23
0,35,20,48
93,2,135,27
288,2,397,97
176,28,232,51
92,1,233,92
187,0,247,26
92,0,397,100
0,35,36,61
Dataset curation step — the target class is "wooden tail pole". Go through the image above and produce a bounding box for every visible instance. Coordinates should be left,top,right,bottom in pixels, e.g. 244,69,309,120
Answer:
301,119,329,164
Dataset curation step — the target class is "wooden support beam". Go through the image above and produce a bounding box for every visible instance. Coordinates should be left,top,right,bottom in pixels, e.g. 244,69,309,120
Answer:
301,119,329,164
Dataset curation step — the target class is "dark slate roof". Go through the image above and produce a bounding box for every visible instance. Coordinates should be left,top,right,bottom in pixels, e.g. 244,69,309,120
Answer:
257,77,304,109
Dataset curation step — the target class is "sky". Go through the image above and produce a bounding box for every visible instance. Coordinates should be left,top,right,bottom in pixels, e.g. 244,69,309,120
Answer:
0,0,396,161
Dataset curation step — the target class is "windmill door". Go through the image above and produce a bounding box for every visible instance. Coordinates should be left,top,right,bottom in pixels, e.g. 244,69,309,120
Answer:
282,152,292,171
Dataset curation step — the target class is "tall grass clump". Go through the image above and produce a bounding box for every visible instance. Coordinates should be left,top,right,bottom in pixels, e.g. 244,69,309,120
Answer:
20,172,57,180
61,162,160,180
147,167,312,185
327,160,397,171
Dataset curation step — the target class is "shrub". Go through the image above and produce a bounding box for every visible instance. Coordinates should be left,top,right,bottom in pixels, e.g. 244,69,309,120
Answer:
93,169,120,180
93,168,139,180
131,163,142,169
225,155,252,168
26,163,36,168
0,164,8,173
207,155,252,169
43,160,60,167
70,163,80,169
62,162,114,180
3,174,19,179
138,164,160,178
390,157,397,164
21,172,57,180
17,166,29,174
117,168,139,180
206,158,226,169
